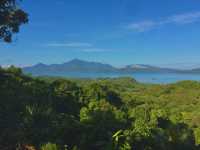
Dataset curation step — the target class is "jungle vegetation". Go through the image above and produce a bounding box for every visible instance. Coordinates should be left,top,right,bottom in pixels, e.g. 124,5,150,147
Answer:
1,66,200,150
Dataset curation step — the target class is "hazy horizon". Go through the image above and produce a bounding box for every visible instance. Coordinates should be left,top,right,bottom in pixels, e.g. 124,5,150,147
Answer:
2,58,200,70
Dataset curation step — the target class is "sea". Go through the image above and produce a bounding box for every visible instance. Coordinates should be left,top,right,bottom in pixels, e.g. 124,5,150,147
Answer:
49,72,200,84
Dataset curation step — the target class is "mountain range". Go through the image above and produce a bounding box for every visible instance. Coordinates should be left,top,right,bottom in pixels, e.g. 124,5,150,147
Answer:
22,59,200,76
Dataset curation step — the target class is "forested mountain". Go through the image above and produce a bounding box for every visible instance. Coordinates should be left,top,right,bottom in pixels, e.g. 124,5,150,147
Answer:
23,59,118,75
22,59,200,76
1,66,200,150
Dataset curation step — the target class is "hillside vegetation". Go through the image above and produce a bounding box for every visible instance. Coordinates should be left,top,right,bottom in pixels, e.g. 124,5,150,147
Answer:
1,66,200,150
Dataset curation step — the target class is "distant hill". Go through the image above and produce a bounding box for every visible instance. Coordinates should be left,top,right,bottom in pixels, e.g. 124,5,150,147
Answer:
23,59,118,76
119,64,178,73
22,59,200,76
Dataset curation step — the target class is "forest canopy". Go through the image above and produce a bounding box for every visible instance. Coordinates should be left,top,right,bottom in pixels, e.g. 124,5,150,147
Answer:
1,66,200,150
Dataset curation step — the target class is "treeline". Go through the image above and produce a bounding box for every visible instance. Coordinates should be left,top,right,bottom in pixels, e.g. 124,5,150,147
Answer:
0,66,200,150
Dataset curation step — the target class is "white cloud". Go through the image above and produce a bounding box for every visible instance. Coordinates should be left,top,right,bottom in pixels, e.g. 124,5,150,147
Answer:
44,42,93,48
126,20,156,32
81,48,111,52
43,42,114,52
168,11,200,24
126,11,200,32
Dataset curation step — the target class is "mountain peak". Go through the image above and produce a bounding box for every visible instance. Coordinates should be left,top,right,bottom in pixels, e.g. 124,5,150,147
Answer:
126,64,156,69
70,58,83,62
67,59,86,64
35,63,46,67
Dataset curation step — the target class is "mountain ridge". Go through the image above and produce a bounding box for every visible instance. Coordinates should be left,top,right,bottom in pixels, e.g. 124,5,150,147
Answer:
22,59,200,76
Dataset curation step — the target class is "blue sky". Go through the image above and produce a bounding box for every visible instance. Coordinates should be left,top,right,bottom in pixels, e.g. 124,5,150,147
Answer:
1,0,200,68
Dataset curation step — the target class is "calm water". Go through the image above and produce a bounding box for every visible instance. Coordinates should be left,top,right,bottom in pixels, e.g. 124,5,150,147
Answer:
49,72,200,84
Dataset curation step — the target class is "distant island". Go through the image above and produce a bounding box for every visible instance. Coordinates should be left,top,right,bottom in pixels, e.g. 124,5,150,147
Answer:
22,59,200,76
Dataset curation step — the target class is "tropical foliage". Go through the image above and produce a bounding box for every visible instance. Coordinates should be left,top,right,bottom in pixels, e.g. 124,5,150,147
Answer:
1,66,200,150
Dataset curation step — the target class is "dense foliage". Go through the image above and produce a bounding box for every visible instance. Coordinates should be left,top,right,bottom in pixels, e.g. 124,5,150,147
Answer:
0,0,28,42
1,66,200,150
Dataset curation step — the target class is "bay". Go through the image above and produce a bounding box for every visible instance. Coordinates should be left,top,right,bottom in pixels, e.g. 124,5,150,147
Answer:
43,72,200,84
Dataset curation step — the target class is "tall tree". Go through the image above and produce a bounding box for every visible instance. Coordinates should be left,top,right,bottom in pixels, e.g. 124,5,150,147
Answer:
0,0,28,42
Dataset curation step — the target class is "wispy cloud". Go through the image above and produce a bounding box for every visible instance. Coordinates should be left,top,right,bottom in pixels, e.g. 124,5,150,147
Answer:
126,20,156,32
126,11,200,32
81,48,112,52
43,41,114,53
44,42,93,48
168,11,200,24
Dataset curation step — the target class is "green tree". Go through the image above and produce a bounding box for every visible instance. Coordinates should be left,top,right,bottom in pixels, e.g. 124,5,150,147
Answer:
50,79,81,115
0,0,28,42
83,82,122,107
80,100,126,150
6,65,22,75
